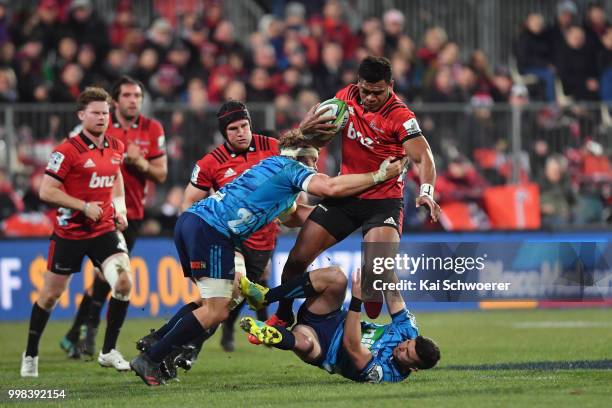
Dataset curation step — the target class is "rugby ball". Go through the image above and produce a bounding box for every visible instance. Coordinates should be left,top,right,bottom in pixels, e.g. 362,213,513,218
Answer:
313,98,349,141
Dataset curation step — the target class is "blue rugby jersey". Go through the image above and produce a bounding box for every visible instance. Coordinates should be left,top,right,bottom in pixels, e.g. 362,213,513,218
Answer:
322,309,420,383
187,156,315,243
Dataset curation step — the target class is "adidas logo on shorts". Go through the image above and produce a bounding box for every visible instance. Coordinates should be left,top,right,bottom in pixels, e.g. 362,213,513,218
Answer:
383,217,397,226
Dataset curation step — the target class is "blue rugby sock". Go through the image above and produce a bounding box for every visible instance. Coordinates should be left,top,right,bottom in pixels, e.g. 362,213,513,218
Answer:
270,325,296,351
155,302,199,339
147,312,205,363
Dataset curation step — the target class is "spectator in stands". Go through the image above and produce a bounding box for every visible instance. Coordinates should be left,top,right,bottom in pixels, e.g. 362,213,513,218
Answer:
22,170,49,213
539,154,575,227
436,156,491,230
109,1,136,48
223,79,246,102
77,44,103,88
363,28,385,57
313,41,344,99
417,26,448,67
165,41,193,84
49,62,82,102
66,0,109,58
213,20,244,62
390,51,418,100
316,0,357,59
382,8,405,56
557,25,599,100
516,13,556,102
546,0,578,67
0,168,24,221
144,18,174,62
246,67,274,102
132,47,159,86
0,66,17,102
598,26,612,101
149,64,182,103
102,47,131,86
51,35,78,78
490,67,514,102
583,2,608,52
574,140,611,224
157,185,183,234
278,66,303,97
424,66,461,103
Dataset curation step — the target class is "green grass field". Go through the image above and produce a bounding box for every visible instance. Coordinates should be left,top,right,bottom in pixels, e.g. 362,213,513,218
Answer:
1,308,611,407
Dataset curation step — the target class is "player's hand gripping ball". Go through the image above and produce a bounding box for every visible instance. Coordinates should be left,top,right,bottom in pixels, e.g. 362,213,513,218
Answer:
300,98,349,147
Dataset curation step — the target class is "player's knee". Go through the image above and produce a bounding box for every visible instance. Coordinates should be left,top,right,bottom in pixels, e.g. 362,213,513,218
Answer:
37,291,59,311
319,266,347,292
329,266,347,286
102,253,131,301
113,273,132,301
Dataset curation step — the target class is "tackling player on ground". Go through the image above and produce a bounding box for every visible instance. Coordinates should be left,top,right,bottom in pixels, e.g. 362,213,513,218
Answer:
239,268,440,383
262,56,441,337
61,76,167,359
129,129,406,385
21,88,133,377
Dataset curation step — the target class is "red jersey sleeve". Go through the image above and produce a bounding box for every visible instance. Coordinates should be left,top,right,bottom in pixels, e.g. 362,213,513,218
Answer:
146,119,166,160
389,107,422,144
44,142,75,182
190,155,216,191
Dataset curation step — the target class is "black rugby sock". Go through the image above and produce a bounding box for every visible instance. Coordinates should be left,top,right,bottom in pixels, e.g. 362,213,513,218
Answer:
266,273,316,304
66,293,92,343
88,276,111,329
101,297,129,353
26,303,51,357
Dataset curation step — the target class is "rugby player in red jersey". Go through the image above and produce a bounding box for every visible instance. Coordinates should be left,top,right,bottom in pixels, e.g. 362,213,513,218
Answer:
266,56,441,332
21,88,133,377
60,76,167,359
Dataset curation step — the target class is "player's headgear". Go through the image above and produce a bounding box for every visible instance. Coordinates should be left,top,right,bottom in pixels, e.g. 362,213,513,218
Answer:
217,100,251,138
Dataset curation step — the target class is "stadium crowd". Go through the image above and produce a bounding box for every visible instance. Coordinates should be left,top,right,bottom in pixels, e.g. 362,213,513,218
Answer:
0,0,609,235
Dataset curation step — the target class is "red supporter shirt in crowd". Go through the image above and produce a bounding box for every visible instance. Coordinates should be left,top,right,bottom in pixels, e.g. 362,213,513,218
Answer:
106,114,166,220
44,133,125,240
336,84,422,199
190,134,280,251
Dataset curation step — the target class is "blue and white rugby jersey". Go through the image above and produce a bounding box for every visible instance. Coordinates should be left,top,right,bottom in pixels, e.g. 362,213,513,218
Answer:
187,156,315,243
322,309,420,383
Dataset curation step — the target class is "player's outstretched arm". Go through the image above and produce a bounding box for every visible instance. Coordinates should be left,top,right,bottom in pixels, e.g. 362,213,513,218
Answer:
343,269,373,370
306,157,405,198
403,136,440,222
39,174,103,222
